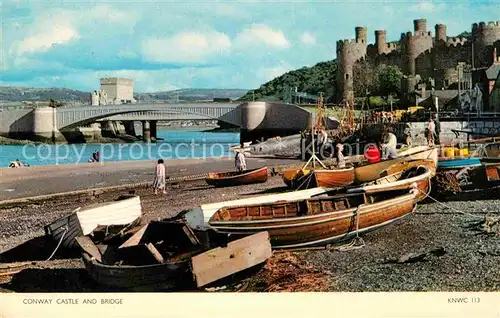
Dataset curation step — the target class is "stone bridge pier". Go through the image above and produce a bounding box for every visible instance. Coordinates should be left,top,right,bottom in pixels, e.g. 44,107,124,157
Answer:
151,120,157,141
141,120,150,142
140,120,158,142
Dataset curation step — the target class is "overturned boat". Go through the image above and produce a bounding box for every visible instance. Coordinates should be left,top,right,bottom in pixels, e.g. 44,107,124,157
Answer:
44,196,143,249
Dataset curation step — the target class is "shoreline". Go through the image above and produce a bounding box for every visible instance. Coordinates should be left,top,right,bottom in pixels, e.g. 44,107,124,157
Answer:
0,126,239,146
0,156,301,200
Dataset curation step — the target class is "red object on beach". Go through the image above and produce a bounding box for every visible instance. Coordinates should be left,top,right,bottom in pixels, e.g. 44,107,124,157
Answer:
365,145,381,163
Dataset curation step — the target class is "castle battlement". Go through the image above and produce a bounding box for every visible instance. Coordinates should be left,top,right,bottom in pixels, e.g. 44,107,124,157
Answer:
446,37,468,47
473,21,500,29
100,78,134,85
337,39,365,46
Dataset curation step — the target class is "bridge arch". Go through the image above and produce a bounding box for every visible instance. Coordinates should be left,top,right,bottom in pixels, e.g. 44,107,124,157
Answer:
56,104,241,130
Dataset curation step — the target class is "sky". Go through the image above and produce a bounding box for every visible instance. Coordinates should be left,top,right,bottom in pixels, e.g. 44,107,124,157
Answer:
1,0,499,92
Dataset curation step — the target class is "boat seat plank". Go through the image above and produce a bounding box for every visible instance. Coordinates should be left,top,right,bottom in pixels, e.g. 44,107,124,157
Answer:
118,225,149,249
191,231,272,288
76,236,102,263
146,243,165,264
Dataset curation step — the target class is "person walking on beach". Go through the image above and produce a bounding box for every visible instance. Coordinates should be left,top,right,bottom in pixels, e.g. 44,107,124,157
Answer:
235,150,247,172
427,117,436,147
152,159,166,195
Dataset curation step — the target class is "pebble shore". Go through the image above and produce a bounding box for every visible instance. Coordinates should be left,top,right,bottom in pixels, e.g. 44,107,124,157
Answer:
1,176,499,292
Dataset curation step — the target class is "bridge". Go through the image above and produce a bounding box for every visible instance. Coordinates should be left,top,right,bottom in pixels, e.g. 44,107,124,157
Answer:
0,102,241,142
56,103,240,129
0,101,313,143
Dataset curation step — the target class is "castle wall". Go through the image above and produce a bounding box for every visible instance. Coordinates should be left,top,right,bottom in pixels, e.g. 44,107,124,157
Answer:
336,19,500,105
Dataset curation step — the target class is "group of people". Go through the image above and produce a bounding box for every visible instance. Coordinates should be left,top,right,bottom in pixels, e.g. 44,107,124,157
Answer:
8,159,29,168
88,151,100,163
368,111,398,124
362,127,398,163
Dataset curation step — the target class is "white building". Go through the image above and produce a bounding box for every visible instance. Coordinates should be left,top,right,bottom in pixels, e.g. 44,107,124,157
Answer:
98,77,136,104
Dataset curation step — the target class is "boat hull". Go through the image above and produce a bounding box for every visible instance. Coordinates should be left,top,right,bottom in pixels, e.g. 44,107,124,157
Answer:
284,168,355,190
44,196,143,249
209,192,417,249
348,162,433,202
205,167,268,187
354,147,438,183
81,252,191,289
438,157,482,169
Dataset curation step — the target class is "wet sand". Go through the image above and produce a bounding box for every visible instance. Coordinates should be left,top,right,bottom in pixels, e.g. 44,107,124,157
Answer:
0,156,300,200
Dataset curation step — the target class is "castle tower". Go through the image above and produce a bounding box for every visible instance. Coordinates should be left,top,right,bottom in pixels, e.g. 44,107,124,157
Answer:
414,19,427,35
336,26,368,104
472,21,500,67
355,26,368,43
402,18,434,76
375,30,387,54
100,78,135,104
435,24,447,42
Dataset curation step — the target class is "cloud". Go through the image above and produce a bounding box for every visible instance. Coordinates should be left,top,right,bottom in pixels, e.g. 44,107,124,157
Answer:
11,5,138,56
13,9,79,55
234,24,290,49
409,1,445,12
300,32,316,45
17,25,78,55
141,31,231,64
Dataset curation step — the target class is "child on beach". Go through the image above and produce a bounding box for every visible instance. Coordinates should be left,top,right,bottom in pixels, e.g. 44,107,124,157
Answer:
152,159,167,195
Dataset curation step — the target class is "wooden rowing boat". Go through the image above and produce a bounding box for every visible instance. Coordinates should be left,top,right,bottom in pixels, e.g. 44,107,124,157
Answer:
281,146,434,189
209,189,418,249
183,187,335,229
347,160,434,201
354,147,438,183
44,196,143,249
205,167,268,187
81,250,192,289
283,167,355,190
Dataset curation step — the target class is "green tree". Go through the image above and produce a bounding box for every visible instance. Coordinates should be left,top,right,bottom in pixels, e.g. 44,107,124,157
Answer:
377,65,403,98
353,59,376,97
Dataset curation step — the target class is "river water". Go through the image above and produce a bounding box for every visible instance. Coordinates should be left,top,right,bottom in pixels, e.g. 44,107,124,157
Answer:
0,129,240,167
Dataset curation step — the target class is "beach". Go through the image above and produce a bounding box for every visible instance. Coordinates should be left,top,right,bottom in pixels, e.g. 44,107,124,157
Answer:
0,156,300,200
1,161,499,292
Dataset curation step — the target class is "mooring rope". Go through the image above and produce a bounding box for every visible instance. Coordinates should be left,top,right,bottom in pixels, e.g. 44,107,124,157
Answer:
333,205,365,251
416,178,484,219
46,226,68,261
332,183,422,252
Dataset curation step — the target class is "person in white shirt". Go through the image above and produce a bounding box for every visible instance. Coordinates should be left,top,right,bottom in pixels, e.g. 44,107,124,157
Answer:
427,118,436,146
235,150,247,172
381,128,398,160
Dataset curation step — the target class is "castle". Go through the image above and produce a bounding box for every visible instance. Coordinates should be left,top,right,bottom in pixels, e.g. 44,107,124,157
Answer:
336,18,500,110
